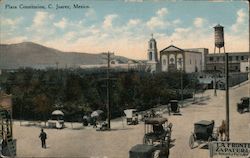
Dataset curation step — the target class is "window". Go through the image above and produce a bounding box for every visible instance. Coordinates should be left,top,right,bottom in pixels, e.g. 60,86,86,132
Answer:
222,56,225,61
241,56,244,60
236,56,239,61
229,56,232,61
214,66,216,70
217,57,219,61
163,59,166,65
149,52,153,60
246,67,249,72
209,57,213,61
150,43,153,49
235,66,238,70
190,59,192,64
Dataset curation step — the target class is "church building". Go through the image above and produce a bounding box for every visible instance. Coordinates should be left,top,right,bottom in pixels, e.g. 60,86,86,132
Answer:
147,35,207,73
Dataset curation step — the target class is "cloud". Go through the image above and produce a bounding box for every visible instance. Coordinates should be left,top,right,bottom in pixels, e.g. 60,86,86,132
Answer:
64,31,77,41
146,8,169,30
2,36,28,44
127,19,141,27
173,19,181,25
54,18,68,29
124,0,144,2
85,9,96,18
103,14,118,29
25,11,56,42
156,8,168,17
231,9,247,32
32,11,52,27
2,17,23,26
194,17,205,28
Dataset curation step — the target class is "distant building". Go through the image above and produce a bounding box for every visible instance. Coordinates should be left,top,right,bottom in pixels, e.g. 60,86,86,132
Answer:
145,35,249,74
240,61,249,73
206,52,249,72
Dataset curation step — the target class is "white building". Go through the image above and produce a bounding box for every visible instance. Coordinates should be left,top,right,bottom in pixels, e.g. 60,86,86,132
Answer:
146,35,205,73
159,45,203,73
240,61,249,73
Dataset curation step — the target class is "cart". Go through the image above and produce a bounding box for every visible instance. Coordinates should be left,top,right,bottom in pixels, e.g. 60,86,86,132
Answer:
237,97,250,114
129,117,172,158
124,109,138,125
47,110,64,129
168,100,180,114
143,118,172,147
189,120,218,149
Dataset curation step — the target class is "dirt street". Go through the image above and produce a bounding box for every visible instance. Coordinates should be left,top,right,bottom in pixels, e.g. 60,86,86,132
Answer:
13,82,250,158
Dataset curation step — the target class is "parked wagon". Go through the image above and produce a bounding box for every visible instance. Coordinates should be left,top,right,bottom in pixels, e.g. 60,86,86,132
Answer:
189,120,218,149
168,100,180,114
237,97,250,114
129,117,172,158
124,109,138,125
143,118,172,147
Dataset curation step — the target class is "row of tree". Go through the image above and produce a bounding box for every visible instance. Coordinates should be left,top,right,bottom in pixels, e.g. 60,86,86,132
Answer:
0,68,200,122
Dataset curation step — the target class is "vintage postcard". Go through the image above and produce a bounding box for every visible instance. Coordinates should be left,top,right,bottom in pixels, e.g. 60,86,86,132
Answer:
0,0,250,158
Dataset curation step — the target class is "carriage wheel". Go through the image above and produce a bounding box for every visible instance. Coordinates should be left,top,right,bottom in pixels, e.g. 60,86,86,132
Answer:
189,134,195,149
143,135,151,145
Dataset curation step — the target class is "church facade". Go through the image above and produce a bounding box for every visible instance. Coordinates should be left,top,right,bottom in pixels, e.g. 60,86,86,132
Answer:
147,35,207,73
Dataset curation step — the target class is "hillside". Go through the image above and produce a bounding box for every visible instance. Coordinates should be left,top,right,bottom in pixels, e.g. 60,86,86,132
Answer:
0,42,130,69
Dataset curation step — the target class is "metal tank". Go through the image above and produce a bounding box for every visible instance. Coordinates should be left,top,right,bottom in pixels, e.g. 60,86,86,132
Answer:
214,24,225,53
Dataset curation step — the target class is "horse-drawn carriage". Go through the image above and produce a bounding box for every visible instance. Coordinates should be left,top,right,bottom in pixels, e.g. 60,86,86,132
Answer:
237,97,250,114
143,118,172,146
168,100,180,114
129,118,172,158
189,120,218,149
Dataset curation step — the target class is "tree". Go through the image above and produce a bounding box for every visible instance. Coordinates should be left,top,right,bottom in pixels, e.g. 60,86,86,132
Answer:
33,94,52,124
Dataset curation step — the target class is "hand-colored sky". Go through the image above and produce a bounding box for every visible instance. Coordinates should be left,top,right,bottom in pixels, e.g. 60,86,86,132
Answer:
0,0,248,60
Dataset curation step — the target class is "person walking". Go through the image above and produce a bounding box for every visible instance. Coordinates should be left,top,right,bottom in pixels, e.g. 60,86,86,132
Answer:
39,129,47,148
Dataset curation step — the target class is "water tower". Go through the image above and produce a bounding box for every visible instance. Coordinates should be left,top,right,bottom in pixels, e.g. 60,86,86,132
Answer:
214,24,225,53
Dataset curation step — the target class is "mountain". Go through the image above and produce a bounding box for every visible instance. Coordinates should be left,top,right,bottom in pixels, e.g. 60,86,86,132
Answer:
0,42,131,69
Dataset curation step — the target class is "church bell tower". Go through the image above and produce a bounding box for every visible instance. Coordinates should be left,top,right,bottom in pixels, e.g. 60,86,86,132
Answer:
147,34,159,72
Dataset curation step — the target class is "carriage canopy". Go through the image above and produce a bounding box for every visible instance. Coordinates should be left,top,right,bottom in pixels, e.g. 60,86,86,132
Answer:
194,120,214,140
144,118,168,125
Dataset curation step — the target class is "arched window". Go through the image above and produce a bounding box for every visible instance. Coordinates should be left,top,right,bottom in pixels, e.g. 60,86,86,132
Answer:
163,59,166,65
150,42,153,49
149,52,153,60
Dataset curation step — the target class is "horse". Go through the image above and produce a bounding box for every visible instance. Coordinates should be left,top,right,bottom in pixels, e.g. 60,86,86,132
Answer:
217,120,228,141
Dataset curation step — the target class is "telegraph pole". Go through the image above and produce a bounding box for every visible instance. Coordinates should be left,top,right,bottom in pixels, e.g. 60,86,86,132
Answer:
214,74,217,96
225,53,230,143
106,52,111,129
178,58,183,107
181,67,183,107
248,0,250,112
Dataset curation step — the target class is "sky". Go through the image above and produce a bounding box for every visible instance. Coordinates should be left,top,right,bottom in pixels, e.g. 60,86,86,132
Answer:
0,0,249,60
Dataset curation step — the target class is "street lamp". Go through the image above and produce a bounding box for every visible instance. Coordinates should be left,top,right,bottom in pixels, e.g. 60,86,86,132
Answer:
178,58,183,107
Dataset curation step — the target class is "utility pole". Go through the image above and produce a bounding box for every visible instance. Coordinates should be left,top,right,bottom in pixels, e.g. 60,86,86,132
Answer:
181,67,183,107
225,53,230,143
214,74,217,96
248,0,250,113
105,52,112,129
178,58,183,107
